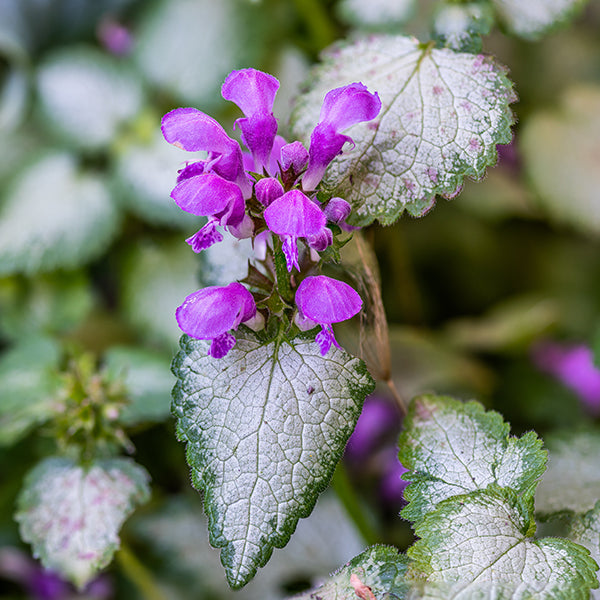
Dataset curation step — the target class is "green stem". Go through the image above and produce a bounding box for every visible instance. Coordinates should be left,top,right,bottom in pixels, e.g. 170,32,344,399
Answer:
331,462,380,546
273,241,294,305
117,544,168,600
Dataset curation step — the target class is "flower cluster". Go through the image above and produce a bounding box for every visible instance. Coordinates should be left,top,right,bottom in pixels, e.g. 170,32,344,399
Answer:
162,68,381,358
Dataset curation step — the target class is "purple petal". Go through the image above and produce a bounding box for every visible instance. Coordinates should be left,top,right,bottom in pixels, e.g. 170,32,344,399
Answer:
307,226,333,252
302,125,352,191
324,197,351,224
295,275,362,324
222,69,280,172
268,135,288,176
171,172,245,226
186,220,223,253
177,161,206,183
221,69,279,117
280,141,309,173
255,177,284,207
532,342,600,413
228,214,254,239
176,282,256,341
303,83,381,191
319,82,381,131
315,325,340,355
263,189,326,237
379,448,409,506
282,236,300,272
162,107,239,154
209,332,237,358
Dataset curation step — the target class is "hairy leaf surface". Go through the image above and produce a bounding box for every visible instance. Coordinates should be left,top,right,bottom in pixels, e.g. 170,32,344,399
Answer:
408,486,599,599
535,432,600,516
567,502,600,599
172,332,375,588
291,545,409,599
399,395,546,524
15,457,150,588
291,35,515,225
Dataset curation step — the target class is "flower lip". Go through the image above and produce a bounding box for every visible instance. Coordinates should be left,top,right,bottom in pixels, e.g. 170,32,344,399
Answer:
176,282,256,341
295,275,362,325
263,190,326,238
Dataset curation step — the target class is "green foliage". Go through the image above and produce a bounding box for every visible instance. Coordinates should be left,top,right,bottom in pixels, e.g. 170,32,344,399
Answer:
171,331,375,587
291,35,515,225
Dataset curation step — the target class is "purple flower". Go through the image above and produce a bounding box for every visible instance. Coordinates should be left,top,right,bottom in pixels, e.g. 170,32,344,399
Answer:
176,283,256,358
295,275,362,355
255,177,284,207
379,447,409,507
222,69,279,174
171,172,245,253
345,397,398,461
161,108,251,197
532,341,600,414
303,83,381,191
263,190,327,271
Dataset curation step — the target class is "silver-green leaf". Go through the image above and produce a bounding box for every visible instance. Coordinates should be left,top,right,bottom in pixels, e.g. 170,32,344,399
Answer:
399,395,547,524
172,331,375,588
291,35,515,226
0,153,120,275
0,337,61,446
291,545,409,600
567,502,600,599
15,456,150,589
535,432,600,517
492,0,588,40
408,486,599,599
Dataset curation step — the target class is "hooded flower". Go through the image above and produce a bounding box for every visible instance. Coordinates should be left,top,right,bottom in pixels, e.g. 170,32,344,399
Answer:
263,190,327,271
171,172,246,252
303,83,381,191
176,282,256,358
295,275,362,355
161,107,252,197
221,68,279,174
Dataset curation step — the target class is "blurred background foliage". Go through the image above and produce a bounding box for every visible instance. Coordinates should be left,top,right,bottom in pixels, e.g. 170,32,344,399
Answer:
0,0,600,598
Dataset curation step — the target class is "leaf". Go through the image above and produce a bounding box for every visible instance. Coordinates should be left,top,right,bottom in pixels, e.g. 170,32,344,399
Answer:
408,485,599,599
0,337,62,446
535,432,600,516
133,0,266,108
291,35,516,226
0,153,120,275
103,346,173,426
120,238,200,351
133,492,365,600
432,2,495,53
15,456,150,589
172,331,375,588
492,0,588,40
0,271,94,340
567,502,600,599
337,0,415,31
398,395,547,524
113,130,204,228
290,545,410,600
36,47,143,150
521,85,600,235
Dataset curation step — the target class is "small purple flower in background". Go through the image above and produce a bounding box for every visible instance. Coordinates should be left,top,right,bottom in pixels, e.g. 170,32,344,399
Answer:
303,83,382,191
176,283,256,358
221,69,279,173
295,275,362,355
97,19,133,56
532,341,600,415
264,190,327,271
345,397,408,508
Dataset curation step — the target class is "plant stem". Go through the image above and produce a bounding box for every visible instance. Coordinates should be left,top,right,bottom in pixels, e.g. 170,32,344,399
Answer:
331,462,379,546
117,544,167,600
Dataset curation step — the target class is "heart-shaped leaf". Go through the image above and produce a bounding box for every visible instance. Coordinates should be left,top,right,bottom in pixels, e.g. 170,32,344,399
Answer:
291,35,515,226
172,331,374,588
15,456,150,589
